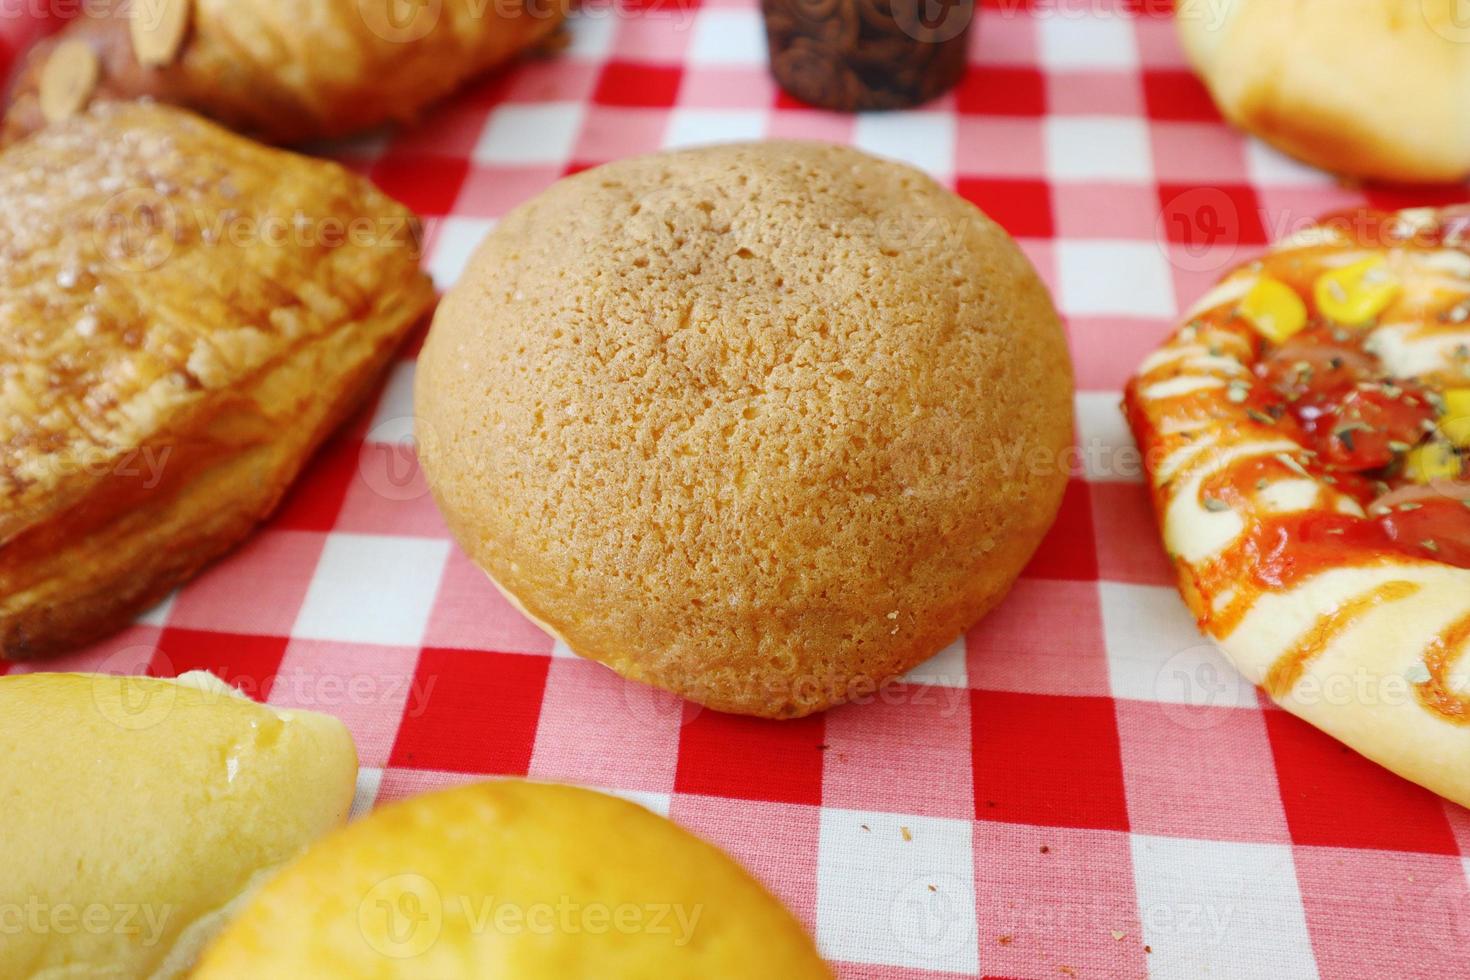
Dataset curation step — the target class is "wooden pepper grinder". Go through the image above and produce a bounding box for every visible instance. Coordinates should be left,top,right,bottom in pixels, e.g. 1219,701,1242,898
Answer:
761,0,976,112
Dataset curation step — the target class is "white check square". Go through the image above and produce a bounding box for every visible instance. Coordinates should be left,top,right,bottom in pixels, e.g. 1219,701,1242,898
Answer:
427,216,495,291
1045,117,1153,181
815,807,979,973
853,112,956,178
365,360,418,446
1074,391,1140,483
474,103,584,165
1039,15,1139,69
294,534,451,646
1057,240,1175,317
688,10,767,65
663,109,767,149
1099,582,1258,708
1131,834,1318,980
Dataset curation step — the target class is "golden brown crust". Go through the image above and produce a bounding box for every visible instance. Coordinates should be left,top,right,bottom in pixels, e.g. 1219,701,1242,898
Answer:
1178,0,1470,183
416,141,1074,718
3,0,566,146
0,101,437,659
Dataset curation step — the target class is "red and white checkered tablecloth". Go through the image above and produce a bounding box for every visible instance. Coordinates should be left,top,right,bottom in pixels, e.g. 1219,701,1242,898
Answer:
5,2,1470,977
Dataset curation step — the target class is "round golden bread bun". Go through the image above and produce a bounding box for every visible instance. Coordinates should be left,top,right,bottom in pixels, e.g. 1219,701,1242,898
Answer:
0,671,357,978
1179,0,1470,182
415,140,1074,718
195,780,831,977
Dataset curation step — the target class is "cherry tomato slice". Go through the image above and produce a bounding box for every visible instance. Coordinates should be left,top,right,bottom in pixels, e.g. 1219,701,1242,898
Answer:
1257,327,1378,402
1378,496,1470,568
1293,383,1436,471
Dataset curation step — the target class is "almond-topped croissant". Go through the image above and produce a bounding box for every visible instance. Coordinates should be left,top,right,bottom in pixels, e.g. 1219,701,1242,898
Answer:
0,101,436,659
2,0,566,146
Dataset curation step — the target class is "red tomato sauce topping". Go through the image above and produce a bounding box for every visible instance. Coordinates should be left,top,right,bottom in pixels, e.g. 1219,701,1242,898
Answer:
1129,206,1470,574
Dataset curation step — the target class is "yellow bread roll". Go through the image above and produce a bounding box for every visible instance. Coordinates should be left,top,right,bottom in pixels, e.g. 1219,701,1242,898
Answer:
196,781,832,977
1179,0,1470,183
0,671,358,978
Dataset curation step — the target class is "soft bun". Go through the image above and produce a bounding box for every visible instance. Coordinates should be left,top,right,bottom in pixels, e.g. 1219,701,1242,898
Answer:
415,140,1074,718
1179,0,1470,183
195,780,831,977
0,671,358,978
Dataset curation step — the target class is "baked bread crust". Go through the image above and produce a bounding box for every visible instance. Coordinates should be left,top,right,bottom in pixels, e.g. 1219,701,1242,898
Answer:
1125,207,1470,808
2,0,565,146
0,101,436,659
416,141,1074,718
1178,0,1470,183
195,780,831,976
0,671,358,978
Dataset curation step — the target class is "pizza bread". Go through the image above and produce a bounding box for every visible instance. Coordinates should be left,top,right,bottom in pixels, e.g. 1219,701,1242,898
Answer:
0,101,436,660
415,141,1074,718
1126,205,1470,807
1,0,565,146
1178,0,1470,183
195,780,832,976
1,671,357,978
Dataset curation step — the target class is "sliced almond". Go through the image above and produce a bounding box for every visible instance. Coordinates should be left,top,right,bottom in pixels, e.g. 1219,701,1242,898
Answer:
131,0,192,68
38,39,100,123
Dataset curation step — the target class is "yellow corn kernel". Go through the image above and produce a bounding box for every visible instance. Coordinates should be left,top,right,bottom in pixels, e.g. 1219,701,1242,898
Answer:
1239,276,1307,344
1405,440,1464,483
1440,388,1470,449
1313,256,1400,325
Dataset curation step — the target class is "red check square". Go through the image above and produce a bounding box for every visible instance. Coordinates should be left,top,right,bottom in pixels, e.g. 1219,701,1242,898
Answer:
389,648,550,776
953,67,1046,116
676,705,826,806
1142,68,1221,122
369,155,470,217
149,628,288,703
955,178,1054,239
1022,478,1099,581
1263,708,1458,854
971,689,1130,831
1363,184,1470,212
1157,183,1268,250
594,62,684,108
269,423,366,533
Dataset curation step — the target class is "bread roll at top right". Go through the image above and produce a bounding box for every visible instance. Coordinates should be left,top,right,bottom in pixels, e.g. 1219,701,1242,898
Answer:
1179,0,1470,183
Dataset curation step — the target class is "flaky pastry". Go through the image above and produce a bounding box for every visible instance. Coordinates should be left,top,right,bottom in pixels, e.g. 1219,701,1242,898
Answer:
2,0,566,145
0,101,436,659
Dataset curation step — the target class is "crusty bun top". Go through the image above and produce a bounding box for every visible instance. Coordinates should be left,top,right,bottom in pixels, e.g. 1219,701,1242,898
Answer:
416,141,1073,717
0,671,358,979
1179,0,1470,182
195,780,832,977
